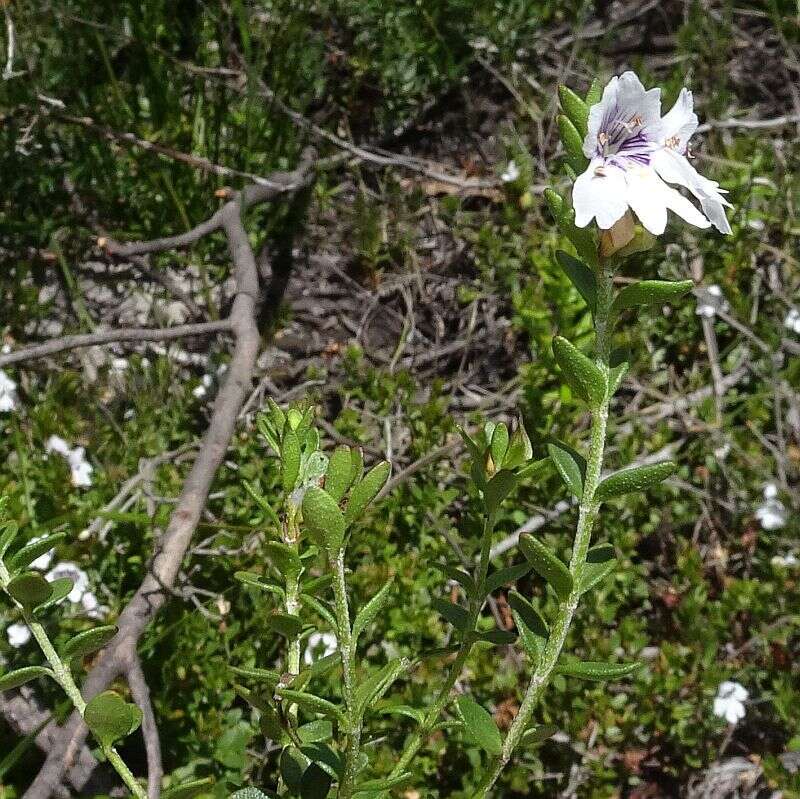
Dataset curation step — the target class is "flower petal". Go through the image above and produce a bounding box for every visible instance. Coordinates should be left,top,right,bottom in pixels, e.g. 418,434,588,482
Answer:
616,71,661,130
585,76,619,158
626,168,710,235
572,159,628,229
653,149,732,233
657,88,698,151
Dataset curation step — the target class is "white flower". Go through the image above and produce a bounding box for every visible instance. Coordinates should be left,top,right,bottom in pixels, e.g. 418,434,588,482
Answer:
111,357,129,372
0,370,17,412
784,308,800,335
771,553,799,568
7,622,31,648
501,160,521,183
755,483,786,530
303,631,337,666
192,374,213,399
713,680,748,724
573,71,732,236
46,562,90,603
45,436,94,488
696,284,729,318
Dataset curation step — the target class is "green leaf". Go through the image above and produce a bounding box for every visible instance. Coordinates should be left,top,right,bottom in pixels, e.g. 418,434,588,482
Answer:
229,665,282,689
62,625,118,659
503,423,533,470
0,666,54,690
432,598,470,632
0,520,19,559
231,790,270,799
280,746,305,793
7,533,66,573
264,542,302,581
300,743,342,779
596,461,677,501
162,778,214,799
324,446,355,502
300,762,331,799
518,535,573,601
556,659,642,681
490,423,509,471
579,544,617,593
281,428,301,493
610,280,694,320
6,572,52,608
275,688,347,726
556,251,597,314
431,563,476,597
484,469,518,514
557,114,588,172
552,336,606,409
268,612,303,639
544,190,598,268
355,658,408,716
519,724,558,748
508,591,548,664
558,84,589,136
302,487,346,551
297,719,333,744
608,359,629,395
472,629,517,646
352,577,395,643
84,690,143,748
585,77,602,106
344,461,391,525
234,571,285,598
34,577,74,613
482,561,533,596
375,704,425,724
548,443,584,500
299,593,337,629
456,696,502,755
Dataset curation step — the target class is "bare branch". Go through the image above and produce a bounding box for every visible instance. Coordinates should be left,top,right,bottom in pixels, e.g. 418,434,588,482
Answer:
127,657,163,799
0,321,233,368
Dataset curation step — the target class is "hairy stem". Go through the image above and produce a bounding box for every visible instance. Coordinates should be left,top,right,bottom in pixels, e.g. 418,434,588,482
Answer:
475,261,614,796
387,513,495,780
0,563,147,799
332,548,359,799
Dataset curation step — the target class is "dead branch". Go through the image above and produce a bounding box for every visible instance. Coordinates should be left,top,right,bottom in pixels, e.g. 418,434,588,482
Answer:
21,149,317,799
128,655,163,799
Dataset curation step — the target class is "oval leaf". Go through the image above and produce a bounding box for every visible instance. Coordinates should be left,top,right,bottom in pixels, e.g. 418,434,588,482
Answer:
34,577,75,613
482,561,533,596
7,533,66,573
580,544,617,594
301,762,332,799
62,625,118,659
548,443,584,500
352,577,395,643
7,572,52,608
302,486,346,551
268,612,303,639
558,84,589,135
344,461,391,526
456,696,502,755
596,461,677,501
281,428,301,493
484,469,518,515
610,280,694,320
556,251,597,314
162,778,214,799
552,336,606,409
490,423,509,471
0,665,54,690
275,688,347,726
324,446,356,502
432,598,471,632
84,690,143,748
556,659,642,681
264,541,302,581
557,114,588,172
518,535,573,601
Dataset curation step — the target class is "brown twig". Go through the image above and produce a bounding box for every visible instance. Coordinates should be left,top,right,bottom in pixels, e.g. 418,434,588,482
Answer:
21,150,317,799
127,656,163,799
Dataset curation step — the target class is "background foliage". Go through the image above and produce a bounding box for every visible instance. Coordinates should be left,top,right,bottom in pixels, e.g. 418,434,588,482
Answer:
1,0,799,796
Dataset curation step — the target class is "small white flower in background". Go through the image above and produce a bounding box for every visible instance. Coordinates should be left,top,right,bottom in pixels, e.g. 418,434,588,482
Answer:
0,370,17,412
695,284,729,318
193,374,213,399
771,552,799,568
573,71,732,235
713,681,748,724
27,534,55,571
501,160,521,183
303,631,337,666
7,622,31,648
755,483,787,531
45,436,94,488
784,308,800,335
111,357,129,372
46,562,90,604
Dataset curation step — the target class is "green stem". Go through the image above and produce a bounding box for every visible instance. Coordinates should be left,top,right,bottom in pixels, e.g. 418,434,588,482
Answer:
284,506,302,725
0,563,146,799
387,513,496,780
332,548,359,799
475,262,614,796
